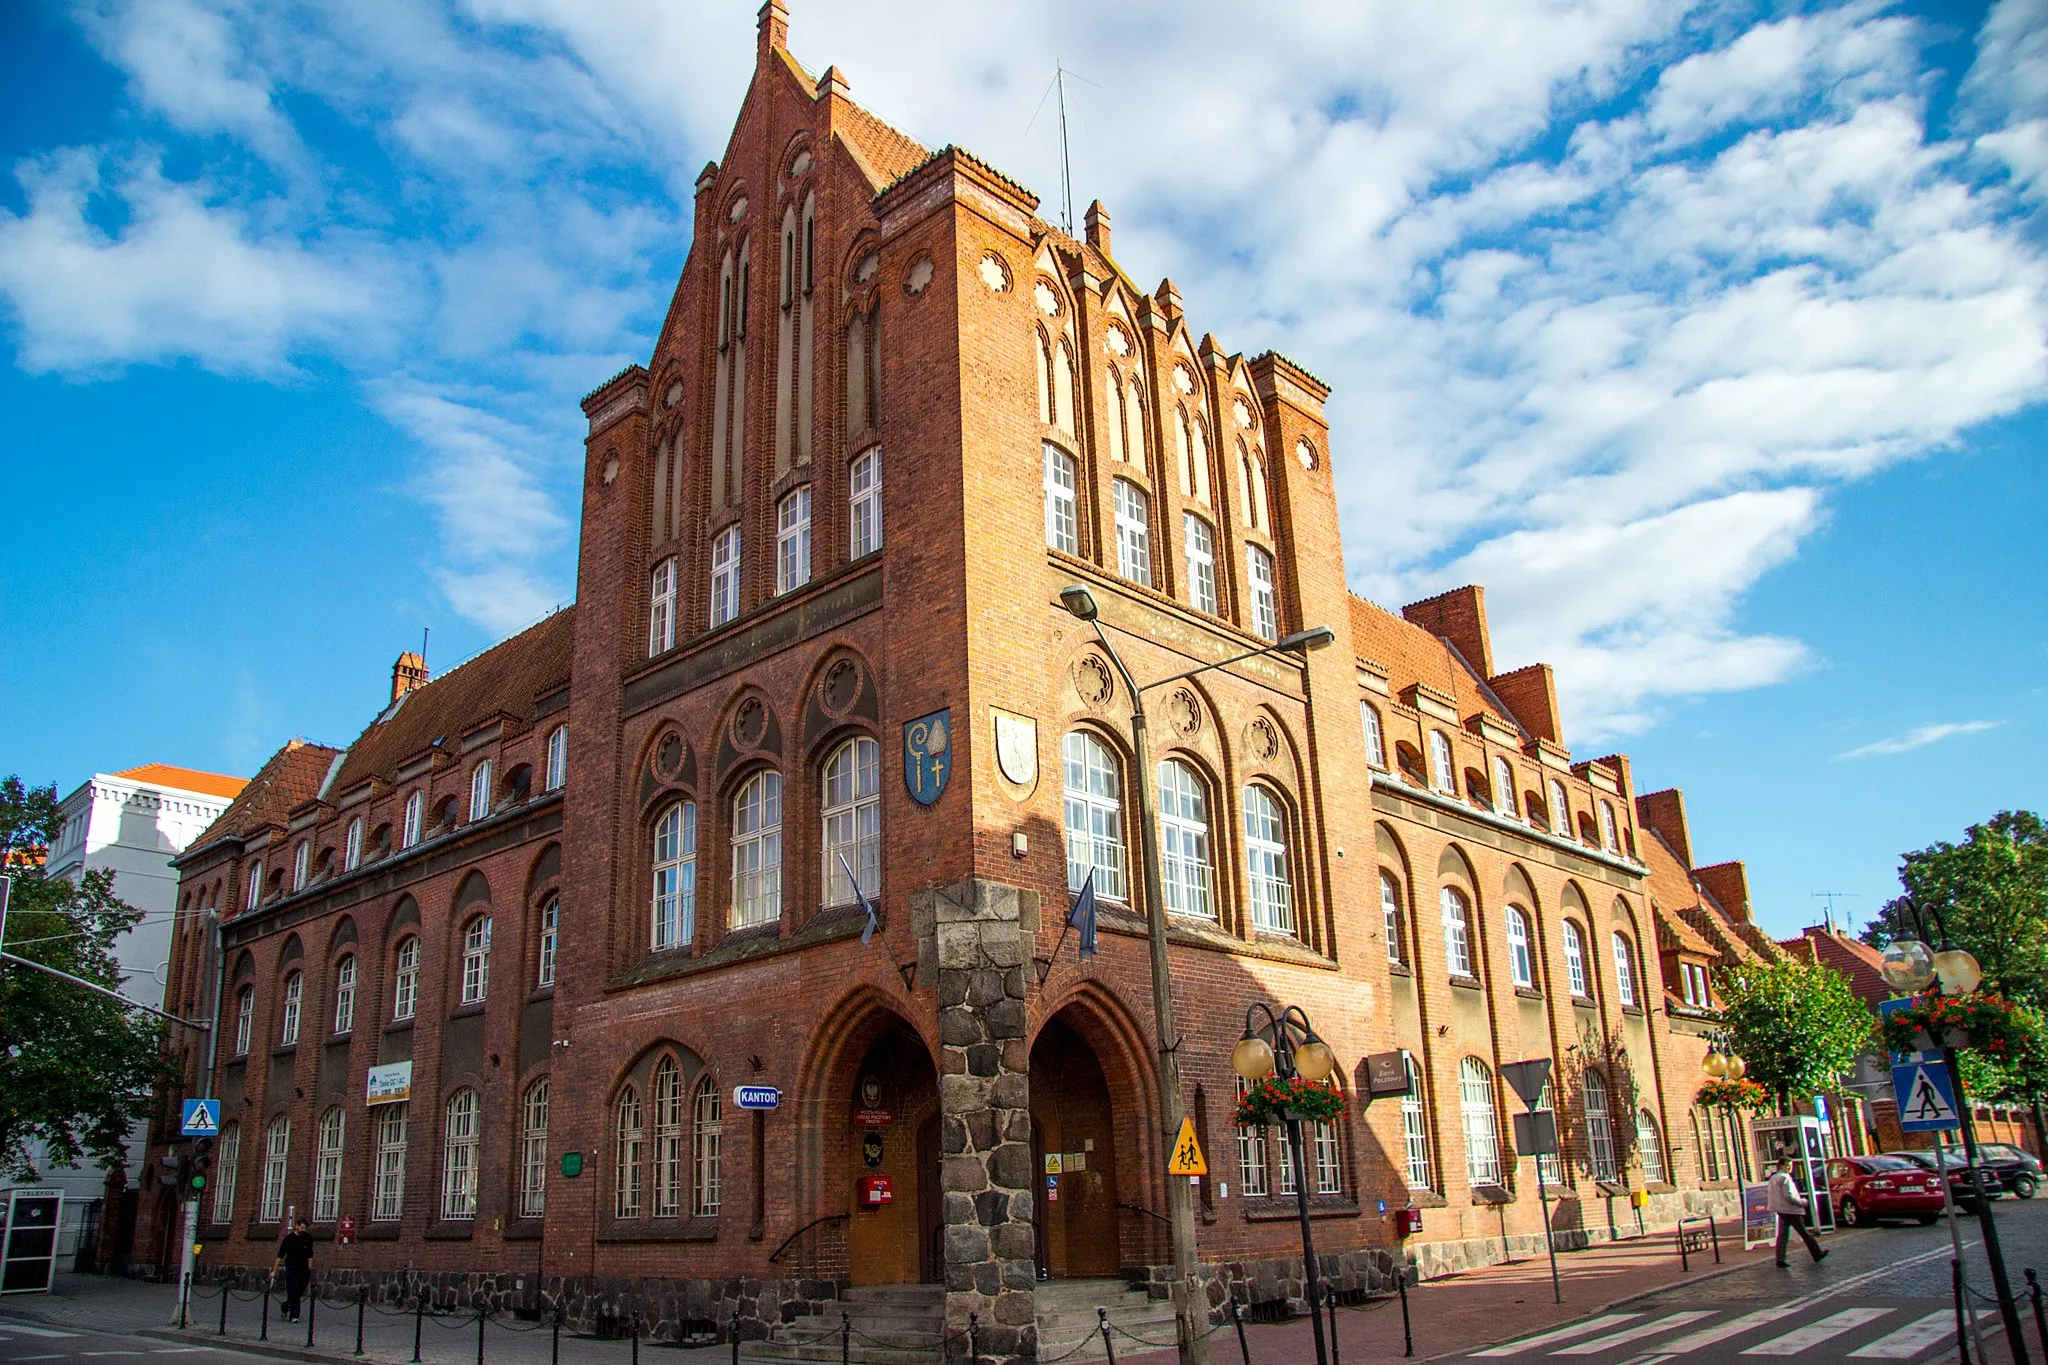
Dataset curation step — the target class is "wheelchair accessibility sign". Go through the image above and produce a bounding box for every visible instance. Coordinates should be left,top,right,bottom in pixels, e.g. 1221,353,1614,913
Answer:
181,1099,220,1136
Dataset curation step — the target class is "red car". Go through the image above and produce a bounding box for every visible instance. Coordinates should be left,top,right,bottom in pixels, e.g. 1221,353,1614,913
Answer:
1827,1155,1945,1226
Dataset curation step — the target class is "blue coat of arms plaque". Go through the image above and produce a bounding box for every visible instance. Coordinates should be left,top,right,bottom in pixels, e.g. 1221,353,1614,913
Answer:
904,709,952,806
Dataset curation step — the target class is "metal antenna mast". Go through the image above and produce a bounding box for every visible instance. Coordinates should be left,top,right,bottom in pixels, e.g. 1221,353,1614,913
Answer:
1811,890,1860,932
1055,63,1075,236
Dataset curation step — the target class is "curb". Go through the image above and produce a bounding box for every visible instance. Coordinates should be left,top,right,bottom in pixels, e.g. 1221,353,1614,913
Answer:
142,1326,350,1363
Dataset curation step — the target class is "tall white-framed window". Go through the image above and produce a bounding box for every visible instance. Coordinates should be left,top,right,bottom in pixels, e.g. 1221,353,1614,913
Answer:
1681,962,1712,1007
1043,443,1078,554
613,1084,643,1218
441,1088,479,1220
545,726,568,792
1600,800,1620,852
1361,704,1386,769
1243,784,1293,934
1183,513,1218,614
709,527,741,628
1535,1078,1564,1186
850,449,882,557
1063,732,1127,902
1459,1058,1501,1186
469,761,492,821
1401,1056,1433,1190
1313,1120,1342,1194
1246,545,1278,641
1548,779,1570,836
212,1123,241,1222
1428,731,1457,795
730,771,784,928
313,1108,344,1222
777,486,812,593
461,916,492,1005
293,842,310,891
1613,932,1636,1007
649,558,678,656
1441,886,1474,978
1382,873,1406,965
233,986,254,1056
402,792,424,848
1235,1078,1269,1197
1562,921,1588,997
246,860,263,910
332,955,356,1034
371,1104,407,1221
1637,1110,1665,1185
1112,478,1151,586
393,937,419,1021
344,818,364,871
1493,756,1517,817
537,899,558,988
279,971,303,1046
692,1079,723,1215
652,1057,683,1217
520,1080,550,1218
1157,759,1214,919
1505,907,1534,988
652,801,698,949
822,738,881,907
260,1116,291,1223
1584,1070,1617,1181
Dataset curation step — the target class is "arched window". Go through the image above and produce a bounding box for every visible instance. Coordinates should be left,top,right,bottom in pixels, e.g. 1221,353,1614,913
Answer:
1245,545,1278,641
1382,873,1406,966
1036,333,1053,424
1613,932,1637,1007
402,792,424,849
1583,1070,1617,1181
822,738,881,906
461,916,492,1005
776,486,812,593
1493,756,1517,817
730,772,784,928
537,899,558,988
260,1115,291,1223
1234,1078,1268,1197
652,802,698,949
1561,921,1587,998
545,726,568,792
293,842,310,891
709,528,741,628
520,1080,550,1218
1126,379,1148,481
1176,407,1196,494
649,558,678,656
313,1108,345,1222
1063,732,1127,901
393,937,419,1021
1401,1055,1433,1189
1600,800,1620,852
651,1057,684,1216
233,986,254,1056
1243,785,1293,934
1107,371,1127,462
1428,731,1457,795
1548,779,1570,836
212,1123,241,1222
469,761,492,822
1112,478,1151,586
1534,1077,1564,1186
1053,338,1076,434
344,818,364,871
371,1104,407,1221
1157,760,1213,919
1692,1109,1723,1182
246,860,263,910
693,1078,724,1216
850,449,882,557
1043,444,1078,553
1440,886,1474,978
1505,907,1534,988
1459,1058,1501,1186
441,1088,479,1220
279,971,303,1046
613,1084,644,1218
1361,704,1386,769
1183,514,1218,615
332,955,356,1034
1637,1110,1665,1185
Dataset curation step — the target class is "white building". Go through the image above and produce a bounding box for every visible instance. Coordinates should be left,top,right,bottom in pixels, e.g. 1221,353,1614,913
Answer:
16,764,243,1272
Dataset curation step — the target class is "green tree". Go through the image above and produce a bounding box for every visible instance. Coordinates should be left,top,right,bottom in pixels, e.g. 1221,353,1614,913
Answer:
0,775,168,1181
1863,812,2048,1006
1715,958,1874,1113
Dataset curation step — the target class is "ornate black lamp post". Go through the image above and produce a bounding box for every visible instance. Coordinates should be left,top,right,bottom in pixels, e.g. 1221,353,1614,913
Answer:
1232,1002,1339,1365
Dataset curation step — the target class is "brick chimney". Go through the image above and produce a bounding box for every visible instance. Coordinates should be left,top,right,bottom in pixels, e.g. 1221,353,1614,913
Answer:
391,651,429,704
1488,662,1561,744
1637,788,1692,868
1084,200,1111,257
1402,585,1494,679
1696,861,1752,923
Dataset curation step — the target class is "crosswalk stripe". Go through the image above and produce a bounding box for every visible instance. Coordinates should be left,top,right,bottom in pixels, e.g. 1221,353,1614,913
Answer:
1742,1308,1894,1356
1849,1310,1963,1359
1472,1314,1645,1355
0,1324,78,1337
1556,1313,1718,1355
1656,1306,1807,1353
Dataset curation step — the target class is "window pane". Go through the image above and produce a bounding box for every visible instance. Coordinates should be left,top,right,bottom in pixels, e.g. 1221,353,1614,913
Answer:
1183,514,1217,614
1460,1059,1500,1185
1043,445,1077,554
1244,786,1292,933
1157,760,1213,919
1113,479,1151,586
1246,546,1277,640
1062,732,1126,901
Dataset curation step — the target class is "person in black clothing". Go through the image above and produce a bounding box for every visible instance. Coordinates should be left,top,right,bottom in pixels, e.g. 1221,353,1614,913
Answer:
274,1220,314,1322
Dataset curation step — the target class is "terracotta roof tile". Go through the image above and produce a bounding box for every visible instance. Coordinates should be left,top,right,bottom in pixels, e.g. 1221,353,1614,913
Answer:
184,740,342,856
1781,927,1889,1005
840,102,929,189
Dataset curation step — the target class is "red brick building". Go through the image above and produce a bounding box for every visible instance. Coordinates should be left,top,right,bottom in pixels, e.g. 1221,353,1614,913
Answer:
142,7,1802,1358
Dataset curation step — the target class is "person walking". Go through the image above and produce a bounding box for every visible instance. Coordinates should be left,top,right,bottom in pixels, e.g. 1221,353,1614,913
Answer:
1767,1158,1829,1268
273,1218,315,1322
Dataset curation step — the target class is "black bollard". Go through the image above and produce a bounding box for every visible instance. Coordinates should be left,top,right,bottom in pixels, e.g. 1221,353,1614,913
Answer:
1398,1263,1414,1359
478,1304,488,1365
413,1296,425,1365
2029,1269,2048,1364
357,1292,367,1357
631,1303,639,1365
260,1282,270,1341
218,1279,229,1336
1231,1296,1251,1365
842,1310,851,1365
1954,1260,1974,1365
551,1303,562,1365
1329,1288,1342,1365
180,1274,190,1331
970,1310,981,1365
306,1286,317,1349
1098,1306,1118,1365
730,1310,740,1365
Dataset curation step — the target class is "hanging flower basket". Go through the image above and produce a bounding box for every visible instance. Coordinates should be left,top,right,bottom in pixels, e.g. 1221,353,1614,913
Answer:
1233,1076,1345,1127
1696,1078,1772,1111
1877,994,2039,1059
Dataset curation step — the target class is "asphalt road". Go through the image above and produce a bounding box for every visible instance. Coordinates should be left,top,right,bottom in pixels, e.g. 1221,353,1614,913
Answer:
0,1319,272,1365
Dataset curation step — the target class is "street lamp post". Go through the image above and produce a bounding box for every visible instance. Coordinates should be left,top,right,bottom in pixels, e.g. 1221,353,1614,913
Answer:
1058,584,1333,1365
1231,1003,1339,1365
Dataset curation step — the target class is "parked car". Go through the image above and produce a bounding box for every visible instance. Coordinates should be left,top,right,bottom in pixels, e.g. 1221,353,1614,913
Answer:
1886,1148,2007,1207
1827,1155,1946,1226
1972,1143,2040,1198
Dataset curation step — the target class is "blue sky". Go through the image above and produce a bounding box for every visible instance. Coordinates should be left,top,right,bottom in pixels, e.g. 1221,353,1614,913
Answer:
0,0,2041,940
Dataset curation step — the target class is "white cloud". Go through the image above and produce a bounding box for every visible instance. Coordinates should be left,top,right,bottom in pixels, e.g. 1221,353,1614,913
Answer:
77,0,303,164
1839,720,2007,758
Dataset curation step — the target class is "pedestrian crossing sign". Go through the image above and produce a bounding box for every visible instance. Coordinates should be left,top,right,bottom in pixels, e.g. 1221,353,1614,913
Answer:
1890,1057,1960,1132
1167,1117,1207,1176
180,1099,220,1136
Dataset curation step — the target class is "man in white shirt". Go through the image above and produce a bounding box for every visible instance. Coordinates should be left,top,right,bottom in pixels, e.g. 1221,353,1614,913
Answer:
1767,1158,1829,1267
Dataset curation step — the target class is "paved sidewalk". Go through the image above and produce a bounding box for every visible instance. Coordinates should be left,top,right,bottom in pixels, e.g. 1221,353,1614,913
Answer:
0,1271,182,1333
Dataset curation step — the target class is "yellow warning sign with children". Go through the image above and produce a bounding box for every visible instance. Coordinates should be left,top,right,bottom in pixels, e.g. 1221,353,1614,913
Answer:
1167,1116,1207,1175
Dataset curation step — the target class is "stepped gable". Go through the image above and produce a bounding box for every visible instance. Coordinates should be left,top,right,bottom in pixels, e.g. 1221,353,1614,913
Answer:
331,608,574,793
1345,593,1521,733
184,739,342,856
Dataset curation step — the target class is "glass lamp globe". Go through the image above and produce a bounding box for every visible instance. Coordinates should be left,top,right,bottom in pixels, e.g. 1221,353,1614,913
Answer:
1880,939,1937,993
1294,1039,1336,1083
1933,949,1983,996
1702,1051,1729,1079
1231,1035,1276,1081
1726,1055,1747,1081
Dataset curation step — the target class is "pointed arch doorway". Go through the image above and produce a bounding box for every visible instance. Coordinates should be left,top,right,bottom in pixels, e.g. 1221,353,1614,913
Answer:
844,1021,942,1284
1029,1012,1123,1277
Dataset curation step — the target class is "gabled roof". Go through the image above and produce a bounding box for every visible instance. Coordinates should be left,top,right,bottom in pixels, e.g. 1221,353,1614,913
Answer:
182,740,343,859
840,99,929,189
1782,926,1889,1005
112,764,247,801
1345,594,1522,736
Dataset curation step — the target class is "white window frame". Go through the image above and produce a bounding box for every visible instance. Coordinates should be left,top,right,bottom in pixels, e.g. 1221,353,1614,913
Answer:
1613,932,1636,1007
692,1079,723,1216
344,819,363,871
1401,1056,1433,1190
1601,800,1621,852
1313,1120,1342,1195
1562,921,1588,997
1157,759,1214,920
441,1088,479,1220
279,972,302,1046
537,899,558,988
1246,544,1278,641
520,1080,549,1218
212,1124,241,1222
461,916,491,1005
371,1104,407,1221
1535,1078,1564,1186
246,860,263,910
1063,732,1127,902
545,726,568,792
1584,1071,1618,1181
1637,1110,1665,1185
730,771,784,929
469,761,492,822
1361,703,1386,769
850,449,882,558
652,1057,683,1217
649,558,678,656
1236,1078,1269,1197
1459,1058,1501,1186
260,1116,291,1223
652,802,698,949
1112,478,1151,586
709,528,741,628
1505,907,1534,989
332,955,356,1034
1493,755,1517,817
402,792,424,849
1043,443,1078,554
393,937,419,1021
777,486,812,594
313,1108,344,1222
1243,785,1293,934
293,842,310,892
1548,779,1570,835
614,1084,643,1218
821,738,881,907
1429,731,1457,795
234,987,254,1056
1441,886,1474,978
1382,874,1405,965
1183,513,1217,615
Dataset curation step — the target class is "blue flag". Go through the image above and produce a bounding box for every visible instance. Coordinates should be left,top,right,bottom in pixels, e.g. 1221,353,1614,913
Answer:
1069,869,1098,960
840,852,879,946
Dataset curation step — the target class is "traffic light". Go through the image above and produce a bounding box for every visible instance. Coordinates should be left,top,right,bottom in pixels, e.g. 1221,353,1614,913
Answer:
191,1138,212,1195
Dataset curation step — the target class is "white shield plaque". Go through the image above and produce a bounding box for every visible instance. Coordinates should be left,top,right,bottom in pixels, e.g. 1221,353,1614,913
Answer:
993,709,1037,787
